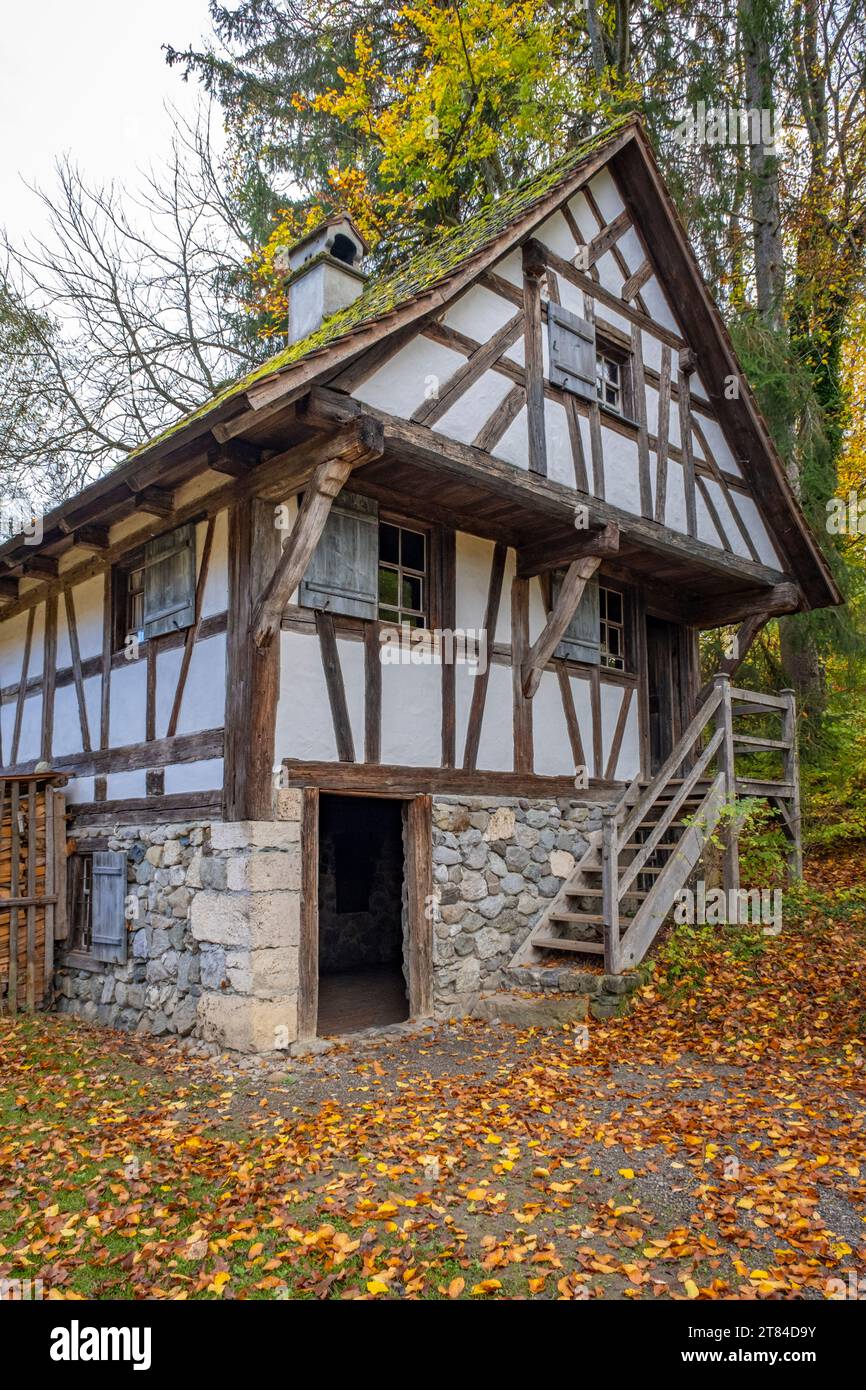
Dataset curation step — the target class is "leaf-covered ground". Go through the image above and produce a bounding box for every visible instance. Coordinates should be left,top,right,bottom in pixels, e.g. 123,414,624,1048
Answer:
1,847,865,1301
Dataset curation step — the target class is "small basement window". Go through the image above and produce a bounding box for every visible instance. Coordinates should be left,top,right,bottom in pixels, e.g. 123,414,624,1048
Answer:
378,521,428,628
66,849,128,965
68,852,94,956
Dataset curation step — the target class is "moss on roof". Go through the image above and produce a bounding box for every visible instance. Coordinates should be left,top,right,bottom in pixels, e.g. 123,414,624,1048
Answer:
126,118,634,463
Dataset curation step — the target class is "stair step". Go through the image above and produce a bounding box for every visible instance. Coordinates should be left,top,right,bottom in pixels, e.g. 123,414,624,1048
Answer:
733,700,785,717
548,910,604,924
622,840,681,851
533,936,605,955
565,887,649,899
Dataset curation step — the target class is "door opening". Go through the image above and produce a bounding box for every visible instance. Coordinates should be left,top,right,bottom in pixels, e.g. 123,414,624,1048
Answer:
646,615,683,774
316,794,409,1036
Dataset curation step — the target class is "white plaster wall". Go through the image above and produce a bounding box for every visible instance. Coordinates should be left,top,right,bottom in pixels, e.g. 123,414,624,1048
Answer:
353,337,464,417
337,635,366,759
16,695,42,762
533,668,574,776
601,430,642,516
475,661,513,771
200,510,229,617
109,661,146,747
64,776,95,805
567,675,594,774
443,283,515,340
175,633,227,735
277,629,338,761
455,532,494,631
380,659,442,766
588,169,626,223
164,757,224,794
107,770,147,799
437,370,513,446
728,493,783,569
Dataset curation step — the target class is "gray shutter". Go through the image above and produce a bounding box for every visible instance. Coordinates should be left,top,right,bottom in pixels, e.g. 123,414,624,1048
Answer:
548,302,597,401
299,492,378,619
143,524,196,639
552,571,600,664
91,851,128,963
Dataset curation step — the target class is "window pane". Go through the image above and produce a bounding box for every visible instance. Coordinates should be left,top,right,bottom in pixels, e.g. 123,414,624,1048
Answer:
379,607,399,625
607,626,621,657
400,528,425,572
605,359,619,382
402,574,422,610
606,590,622,624
379,522,399,565
378,567,399,606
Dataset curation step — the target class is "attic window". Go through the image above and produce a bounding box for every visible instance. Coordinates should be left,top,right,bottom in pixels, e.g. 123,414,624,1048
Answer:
112,523,196,650
596,343,632,417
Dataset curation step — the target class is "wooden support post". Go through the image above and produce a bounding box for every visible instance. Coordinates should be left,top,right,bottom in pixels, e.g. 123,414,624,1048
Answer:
511,576,533,772
601,807,621,974
521,554,602,698
780,688,803,879
298,788,319,1040
522,242,548,478
714,672,739,895
251,418,384,648
406,794,433,1018
696,611,771,704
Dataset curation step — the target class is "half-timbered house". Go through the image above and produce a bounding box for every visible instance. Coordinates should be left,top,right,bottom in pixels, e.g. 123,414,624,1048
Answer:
0,117,840,1049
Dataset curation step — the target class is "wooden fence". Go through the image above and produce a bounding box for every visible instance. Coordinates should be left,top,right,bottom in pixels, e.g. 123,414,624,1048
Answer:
0,774,67,1014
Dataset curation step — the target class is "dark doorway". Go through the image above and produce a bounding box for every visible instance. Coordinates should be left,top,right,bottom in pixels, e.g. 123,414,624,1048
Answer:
645,616,689,774
316,794,409,1036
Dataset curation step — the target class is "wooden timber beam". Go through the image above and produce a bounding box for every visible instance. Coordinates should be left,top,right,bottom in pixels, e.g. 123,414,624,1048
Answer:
517,521,620,578
522,554,602,699
71,525,110,552
696,611,772,704
0,576,19,600
133,486,175,518
251,416,384,648
21,554,58,579
522,240,548,478
206,439,261,478
689,581,800,629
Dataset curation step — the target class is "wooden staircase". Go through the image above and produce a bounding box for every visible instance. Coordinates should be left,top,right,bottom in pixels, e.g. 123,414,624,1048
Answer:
511,674,801,976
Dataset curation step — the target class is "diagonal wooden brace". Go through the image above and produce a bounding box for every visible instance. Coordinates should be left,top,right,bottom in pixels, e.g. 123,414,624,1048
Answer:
521,554,602,699
251,416,383,649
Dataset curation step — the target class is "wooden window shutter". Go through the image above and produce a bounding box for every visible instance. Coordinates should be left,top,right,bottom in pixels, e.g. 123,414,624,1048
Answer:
90,851,128,963
143,524,196,639
552,571,601,664
548,302,597,401
299,492,379,619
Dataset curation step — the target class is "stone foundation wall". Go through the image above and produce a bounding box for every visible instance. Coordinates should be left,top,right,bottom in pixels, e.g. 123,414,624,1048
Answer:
431,795,604,1013
56,820,210,1037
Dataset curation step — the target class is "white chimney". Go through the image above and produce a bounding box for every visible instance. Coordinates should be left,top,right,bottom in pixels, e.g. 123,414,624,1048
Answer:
276,215,368,345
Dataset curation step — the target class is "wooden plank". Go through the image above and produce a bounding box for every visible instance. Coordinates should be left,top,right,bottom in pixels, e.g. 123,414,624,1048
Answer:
780,688,803,878
690,582,799,629
438,527,456,768
587,209,631,266
167,515,215,738
280,762,622,799
406,794,433,1018
557,664,586,772
522,555,601,698
6,726,224,780
679,360,697,539
63,587,92,753
604,685,634,780
583,294,605,497
67,790,222,825
630,324,653,518
590,665,603,779
316,611,355,763
522,245,547,478
511,576,533,772
41,595,57,763
516,519,618,579
145,641,157,744
298,788,319,1040
26,780,36,1009
601,809,621,974
11,607,35,765
472,384,525,453
146,769,165,796
462,543,506,771
100,568,112,749
621,258,653,302
9,783,20,1014
364,620,382,763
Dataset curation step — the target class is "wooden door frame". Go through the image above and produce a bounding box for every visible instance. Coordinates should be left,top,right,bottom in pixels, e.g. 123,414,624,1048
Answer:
643,612,694,776
297,787,434,1041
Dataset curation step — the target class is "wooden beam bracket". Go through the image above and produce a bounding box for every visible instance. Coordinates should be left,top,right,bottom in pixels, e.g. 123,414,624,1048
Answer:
521,554,602,698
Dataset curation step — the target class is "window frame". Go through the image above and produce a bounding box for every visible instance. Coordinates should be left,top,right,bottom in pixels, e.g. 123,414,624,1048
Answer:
64,849,99,969
111,524,196,653
598,580,635,675
595,337,634,421
377,514,433,630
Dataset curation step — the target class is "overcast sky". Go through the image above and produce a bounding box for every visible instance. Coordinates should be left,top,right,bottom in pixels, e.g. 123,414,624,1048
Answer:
0,0,217,241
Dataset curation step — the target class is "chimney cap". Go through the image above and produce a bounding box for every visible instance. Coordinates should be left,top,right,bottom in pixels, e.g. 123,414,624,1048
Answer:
279,214,368,275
